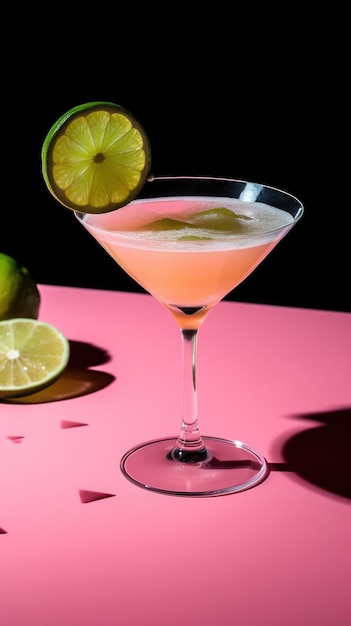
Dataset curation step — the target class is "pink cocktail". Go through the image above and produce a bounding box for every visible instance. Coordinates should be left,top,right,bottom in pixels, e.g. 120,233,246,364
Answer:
76,176,304,496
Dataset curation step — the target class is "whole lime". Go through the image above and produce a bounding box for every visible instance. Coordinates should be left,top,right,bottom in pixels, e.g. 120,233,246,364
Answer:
0,253,40,320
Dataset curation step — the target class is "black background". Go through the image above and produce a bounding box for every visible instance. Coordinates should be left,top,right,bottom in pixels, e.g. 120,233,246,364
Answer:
2,4,350,313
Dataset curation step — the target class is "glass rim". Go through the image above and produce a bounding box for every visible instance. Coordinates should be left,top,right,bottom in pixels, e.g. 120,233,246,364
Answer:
74,174,304,247
137,174,305,221
76,175,304,219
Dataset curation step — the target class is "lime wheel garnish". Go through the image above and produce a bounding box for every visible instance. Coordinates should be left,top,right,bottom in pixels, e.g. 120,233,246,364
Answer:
41,101,151,214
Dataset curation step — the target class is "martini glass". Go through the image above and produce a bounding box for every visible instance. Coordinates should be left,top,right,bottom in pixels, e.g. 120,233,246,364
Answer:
75,176,304,497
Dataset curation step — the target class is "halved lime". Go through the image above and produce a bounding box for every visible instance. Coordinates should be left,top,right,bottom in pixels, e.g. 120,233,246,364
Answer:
0,318,70,398
42,101,151,213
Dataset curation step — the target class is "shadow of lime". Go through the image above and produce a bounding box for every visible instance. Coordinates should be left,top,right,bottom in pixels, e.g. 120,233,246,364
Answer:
1,340,115,404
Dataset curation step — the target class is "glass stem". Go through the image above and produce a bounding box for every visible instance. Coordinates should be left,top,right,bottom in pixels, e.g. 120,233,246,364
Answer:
171,329,209,463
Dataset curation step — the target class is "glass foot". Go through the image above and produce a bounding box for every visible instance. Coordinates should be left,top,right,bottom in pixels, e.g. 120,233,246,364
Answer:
120,436,269,497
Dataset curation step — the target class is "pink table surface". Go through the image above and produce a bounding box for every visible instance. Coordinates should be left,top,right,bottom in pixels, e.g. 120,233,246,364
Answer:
1,284,350,626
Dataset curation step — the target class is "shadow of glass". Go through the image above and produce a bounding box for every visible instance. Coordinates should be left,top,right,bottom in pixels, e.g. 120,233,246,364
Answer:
2,340,115,404
272,407,351,500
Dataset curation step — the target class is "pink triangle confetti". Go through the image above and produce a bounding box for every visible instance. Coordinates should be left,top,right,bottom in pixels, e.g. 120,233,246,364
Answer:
79,490,115,504
60,420,88,429
6,436,24,443
0,527,8,534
